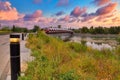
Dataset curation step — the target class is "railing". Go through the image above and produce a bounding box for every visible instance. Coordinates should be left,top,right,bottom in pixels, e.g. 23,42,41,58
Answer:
43,28,73,34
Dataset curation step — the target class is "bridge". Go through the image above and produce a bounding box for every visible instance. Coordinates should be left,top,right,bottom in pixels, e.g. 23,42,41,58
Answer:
43,27,73,34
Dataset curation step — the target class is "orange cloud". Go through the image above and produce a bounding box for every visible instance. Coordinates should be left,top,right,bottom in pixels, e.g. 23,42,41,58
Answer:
0,1,19,20
93,0,111,6
96,2,117,15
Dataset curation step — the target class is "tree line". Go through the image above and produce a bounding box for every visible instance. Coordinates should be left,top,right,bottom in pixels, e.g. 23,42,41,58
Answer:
0,25,40,33
73,26,120,34
0,25,120,34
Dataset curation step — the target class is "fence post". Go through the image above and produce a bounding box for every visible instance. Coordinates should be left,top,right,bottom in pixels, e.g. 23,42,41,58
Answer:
22,33,24,40
10,34,20,80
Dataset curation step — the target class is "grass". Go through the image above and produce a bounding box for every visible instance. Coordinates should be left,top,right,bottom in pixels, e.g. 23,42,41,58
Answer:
116,35,120,44
19,31,120,80
0,31,11,35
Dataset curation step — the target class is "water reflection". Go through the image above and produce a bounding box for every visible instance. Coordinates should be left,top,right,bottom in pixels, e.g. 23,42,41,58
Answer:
70,36,117,50
49,34,117,50
86,42,114,50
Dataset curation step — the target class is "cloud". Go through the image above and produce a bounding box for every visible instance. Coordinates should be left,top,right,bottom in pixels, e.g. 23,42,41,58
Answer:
95,14,114,21
93,0,111,6
54,11,65,16
57,0,69,6
33,0,51,4
81,2,117,22
59,15,70,22
58,15,77,23
0,1,20,20
96,2,117,15
112,16,120,23
38,17,55,23
24,9,56,24
70,6,87,17
63,15,70,21
24,10,42,21
33,0,42,4
81,15,96,22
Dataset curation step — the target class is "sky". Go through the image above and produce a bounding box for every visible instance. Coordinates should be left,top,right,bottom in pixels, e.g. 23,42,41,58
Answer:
0,0,120,29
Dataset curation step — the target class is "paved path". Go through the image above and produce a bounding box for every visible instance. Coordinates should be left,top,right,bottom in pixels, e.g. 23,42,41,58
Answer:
0,35,10,80
0,34,32,80
6,34,32,80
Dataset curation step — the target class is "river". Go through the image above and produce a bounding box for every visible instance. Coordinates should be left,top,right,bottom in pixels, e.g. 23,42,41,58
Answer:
70,36,118,50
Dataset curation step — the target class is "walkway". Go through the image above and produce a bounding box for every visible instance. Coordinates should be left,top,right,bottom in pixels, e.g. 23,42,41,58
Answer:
6,34,32,80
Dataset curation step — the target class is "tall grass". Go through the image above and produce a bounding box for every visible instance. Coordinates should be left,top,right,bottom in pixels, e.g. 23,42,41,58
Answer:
19,31,120,80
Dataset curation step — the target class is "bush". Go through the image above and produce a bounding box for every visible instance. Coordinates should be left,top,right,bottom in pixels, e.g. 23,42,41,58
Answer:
68,42,87,53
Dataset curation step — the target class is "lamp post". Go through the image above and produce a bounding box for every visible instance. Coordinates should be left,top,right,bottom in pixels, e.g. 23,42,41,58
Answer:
10,34,20,80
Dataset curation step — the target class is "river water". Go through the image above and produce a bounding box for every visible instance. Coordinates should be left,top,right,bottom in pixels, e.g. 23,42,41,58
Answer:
49,33,118,50
70,36,118,50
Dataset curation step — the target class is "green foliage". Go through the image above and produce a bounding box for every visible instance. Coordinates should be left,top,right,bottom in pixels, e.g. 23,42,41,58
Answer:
0,26,11,34
72,29,80,33
68,42,87,52
73,26,120,34
116,36,120,44
19,31,120,80
32,25,40,32
81,27,89,33
58,70,79,80
0,26,11,31
11,25,28,33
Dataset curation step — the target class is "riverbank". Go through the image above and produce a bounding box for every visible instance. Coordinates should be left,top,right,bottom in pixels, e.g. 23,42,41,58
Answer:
19,31,120,80
73,33,119,38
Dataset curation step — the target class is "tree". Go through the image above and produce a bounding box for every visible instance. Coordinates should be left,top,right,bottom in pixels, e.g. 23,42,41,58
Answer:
23,28,28,33
58,25,61,28
94,27,104,34
89,26,94,34
81,27,89,33
12,25,16,32
109,27,118,34
1,26,10,31
33,25,40,32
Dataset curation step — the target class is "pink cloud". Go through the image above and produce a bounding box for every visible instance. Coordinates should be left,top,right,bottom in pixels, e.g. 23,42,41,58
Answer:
93,0,111,6
70,6,87,17
96,2,117,15
24,10,56,24
64,15,70,21
57,0,69,6
54,11,65,16
81,15,95,22
38,17,55,23
81,2,117,22
0,1,20,20
59,15,70,22
24,10,42,21
32,10,42,17
58,15,77,23
33,0,42,4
